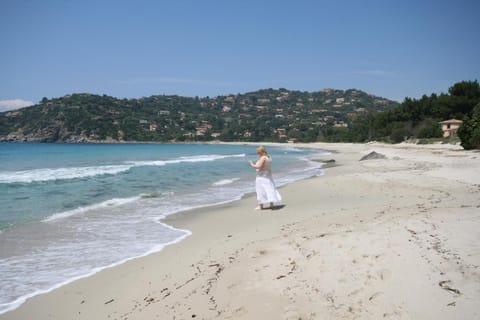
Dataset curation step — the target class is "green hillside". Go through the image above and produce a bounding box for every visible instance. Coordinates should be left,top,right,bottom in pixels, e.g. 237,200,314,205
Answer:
339,80,480,146
0,88,397,143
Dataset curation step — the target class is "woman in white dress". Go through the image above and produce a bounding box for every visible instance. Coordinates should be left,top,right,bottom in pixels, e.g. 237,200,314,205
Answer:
248,146,282,210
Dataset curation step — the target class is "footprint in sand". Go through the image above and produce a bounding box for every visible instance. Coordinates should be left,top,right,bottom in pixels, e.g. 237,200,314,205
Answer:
378,269,392,281
283,305,303,320
368,291,385,305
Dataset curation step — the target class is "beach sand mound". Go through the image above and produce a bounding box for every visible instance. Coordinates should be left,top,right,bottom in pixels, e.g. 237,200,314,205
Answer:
359,151,387,161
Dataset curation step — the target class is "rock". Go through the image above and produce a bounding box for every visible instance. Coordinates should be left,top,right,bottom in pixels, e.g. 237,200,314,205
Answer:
359,151,387,161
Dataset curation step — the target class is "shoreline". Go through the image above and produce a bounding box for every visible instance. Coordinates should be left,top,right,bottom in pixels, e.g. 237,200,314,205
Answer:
0,143,323,315
2,142,479,319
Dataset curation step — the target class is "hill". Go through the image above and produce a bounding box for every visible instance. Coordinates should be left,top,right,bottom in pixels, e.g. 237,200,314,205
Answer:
341,80,480,145
0,88,397,143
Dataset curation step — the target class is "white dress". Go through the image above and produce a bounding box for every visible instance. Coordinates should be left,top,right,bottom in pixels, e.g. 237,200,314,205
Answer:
255,156,282,205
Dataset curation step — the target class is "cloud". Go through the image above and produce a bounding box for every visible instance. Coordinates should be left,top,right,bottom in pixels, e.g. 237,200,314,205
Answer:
0,99,34,112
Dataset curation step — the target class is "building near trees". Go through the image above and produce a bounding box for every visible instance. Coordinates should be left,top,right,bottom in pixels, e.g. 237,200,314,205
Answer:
439,119,463,138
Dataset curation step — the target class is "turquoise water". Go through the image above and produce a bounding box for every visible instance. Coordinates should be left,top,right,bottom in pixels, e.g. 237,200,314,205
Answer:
0,143,328,314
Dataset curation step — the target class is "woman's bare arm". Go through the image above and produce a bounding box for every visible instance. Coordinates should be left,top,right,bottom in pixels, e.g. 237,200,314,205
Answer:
249,156,266,169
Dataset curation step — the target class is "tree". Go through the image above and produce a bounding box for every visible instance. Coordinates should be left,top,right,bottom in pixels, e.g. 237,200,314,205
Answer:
449,80,480,99
390,122,413,143
458,103,480,150
448,80,480,116
416,118,443,138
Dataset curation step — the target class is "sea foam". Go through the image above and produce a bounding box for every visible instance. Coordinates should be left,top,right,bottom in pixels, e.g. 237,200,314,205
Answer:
212,178,241,186
43,196,142,222
0,153,246,184
0,165,132,184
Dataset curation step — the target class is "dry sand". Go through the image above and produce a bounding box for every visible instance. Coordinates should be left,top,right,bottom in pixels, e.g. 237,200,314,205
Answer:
2,142,479,320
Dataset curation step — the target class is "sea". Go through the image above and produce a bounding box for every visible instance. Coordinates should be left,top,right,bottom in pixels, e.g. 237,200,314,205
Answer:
0,142,328,314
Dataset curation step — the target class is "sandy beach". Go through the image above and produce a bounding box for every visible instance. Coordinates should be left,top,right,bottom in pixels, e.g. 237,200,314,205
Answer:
2,142,479,320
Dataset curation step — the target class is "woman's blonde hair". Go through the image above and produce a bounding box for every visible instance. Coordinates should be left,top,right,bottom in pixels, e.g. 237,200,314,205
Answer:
256,146,269,156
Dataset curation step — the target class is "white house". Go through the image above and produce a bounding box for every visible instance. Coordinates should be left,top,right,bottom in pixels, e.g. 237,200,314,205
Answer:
439,119,463,137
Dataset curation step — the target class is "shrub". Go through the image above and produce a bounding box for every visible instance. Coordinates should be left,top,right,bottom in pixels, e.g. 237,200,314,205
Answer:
458,103,480,150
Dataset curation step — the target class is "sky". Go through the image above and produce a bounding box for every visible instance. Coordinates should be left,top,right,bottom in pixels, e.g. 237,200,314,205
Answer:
1,0,479,111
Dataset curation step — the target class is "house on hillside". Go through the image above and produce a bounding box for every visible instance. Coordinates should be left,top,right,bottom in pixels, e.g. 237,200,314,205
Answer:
439,119,463,138
149,123,158,132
